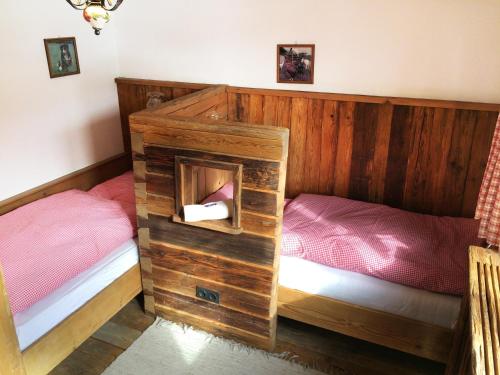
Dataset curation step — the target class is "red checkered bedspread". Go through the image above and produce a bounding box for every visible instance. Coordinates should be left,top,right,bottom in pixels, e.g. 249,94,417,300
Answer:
281,194,481,295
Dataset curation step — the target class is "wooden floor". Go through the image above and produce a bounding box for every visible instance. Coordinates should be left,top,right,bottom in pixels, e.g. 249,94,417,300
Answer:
50,296,445,375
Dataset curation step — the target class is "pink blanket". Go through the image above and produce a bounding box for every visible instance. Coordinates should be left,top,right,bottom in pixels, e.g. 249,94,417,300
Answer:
88,171,136,225
282,194,481,295
0,189,135,315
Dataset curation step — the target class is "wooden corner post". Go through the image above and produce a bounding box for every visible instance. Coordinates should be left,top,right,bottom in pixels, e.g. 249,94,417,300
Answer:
0,263,26,375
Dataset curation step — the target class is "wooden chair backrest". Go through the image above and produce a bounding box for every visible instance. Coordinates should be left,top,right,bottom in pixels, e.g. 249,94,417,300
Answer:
469,246,500,375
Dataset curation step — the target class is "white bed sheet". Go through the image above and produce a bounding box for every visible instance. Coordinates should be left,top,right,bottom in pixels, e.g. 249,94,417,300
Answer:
14,239,139,351
279,255,461,329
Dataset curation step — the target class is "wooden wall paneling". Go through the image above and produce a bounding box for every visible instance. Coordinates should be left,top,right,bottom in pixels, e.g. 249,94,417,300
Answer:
118,78,500,217
227,85,500,111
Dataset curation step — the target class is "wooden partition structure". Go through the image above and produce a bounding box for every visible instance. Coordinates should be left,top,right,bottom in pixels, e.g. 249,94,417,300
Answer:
130,85,289,350
118,78,500,363
117,78,500,218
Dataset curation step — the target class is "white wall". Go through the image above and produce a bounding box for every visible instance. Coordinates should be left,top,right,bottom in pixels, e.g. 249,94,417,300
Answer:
116,0,500,103
0,2,123,201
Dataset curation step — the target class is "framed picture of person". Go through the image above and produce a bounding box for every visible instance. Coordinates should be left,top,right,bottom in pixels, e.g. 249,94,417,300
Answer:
277,44,315,84
44,37,80,79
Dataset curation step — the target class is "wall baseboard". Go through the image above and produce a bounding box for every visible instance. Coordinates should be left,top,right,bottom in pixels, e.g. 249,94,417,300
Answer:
0,153,131,216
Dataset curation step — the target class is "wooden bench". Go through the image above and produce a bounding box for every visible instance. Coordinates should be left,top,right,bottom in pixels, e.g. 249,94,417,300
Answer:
447,246,500,375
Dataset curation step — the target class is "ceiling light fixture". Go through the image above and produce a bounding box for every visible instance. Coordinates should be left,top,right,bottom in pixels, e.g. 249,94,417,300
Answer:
66,0,124,35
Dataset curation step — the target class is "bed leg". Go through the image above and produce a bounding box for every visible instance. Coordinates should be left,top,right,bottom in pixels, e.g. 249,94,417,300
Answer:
0,263,26,375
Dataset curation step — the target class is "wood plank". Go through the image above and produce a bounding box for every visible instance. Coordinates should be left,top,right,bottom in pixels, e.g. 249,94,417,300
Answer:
441,110,477,217
0,153,131,216
227,85,500,111
144,146,282,191
286,98,308,197
262,95,279,125
278,286,452,363
401,107,434,213
91,321,142,350
349,103,379,201
144,242,273,295
241,188,279,216
248,94,264,123
148,215,276,267
0,264,26,375
170,92,227,118
154,304,271,350
154,289,271,337
138,86,227,116
383,105,414,208
426,108,455,216
318,101,339,195
143,127,286,162
304,99,324,194
332,101,355,197
110,299,155,332
241,210,281,238
145,173,175,197
152,266,271,319
147,193,175,217
22,265,142,375
370,103,393,202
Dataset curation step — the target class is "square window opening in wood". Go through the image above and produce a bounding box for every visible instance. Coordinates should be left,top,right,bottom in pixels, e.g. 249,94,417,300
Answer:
173,156,243,234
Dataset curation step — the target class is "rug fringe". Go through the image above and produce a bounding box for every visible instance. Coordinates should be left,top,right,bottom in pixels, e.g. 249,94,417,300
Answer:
153,318,344,374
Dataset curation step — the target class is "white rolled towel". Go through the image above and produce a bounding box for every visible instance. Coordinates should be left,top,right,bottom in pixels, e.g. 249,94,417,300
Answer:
183,199,234,222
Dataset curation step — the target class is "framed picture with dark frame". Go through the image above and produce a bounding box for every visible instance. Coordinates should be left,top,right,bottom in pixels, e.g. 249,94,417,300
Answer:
44,37,80,79
277,44,315,84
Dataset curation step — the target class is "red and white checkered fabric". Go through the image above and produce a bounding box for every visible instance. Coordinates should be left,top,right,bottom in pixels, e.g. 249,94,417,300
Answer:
475,115,500,247
0,190,135,315
282,194,481,295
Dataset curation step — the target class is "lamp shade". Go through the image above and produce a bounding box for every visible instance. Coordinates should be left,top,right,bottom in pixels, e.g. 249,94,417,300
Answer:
66,0,123,35
83,5,110,35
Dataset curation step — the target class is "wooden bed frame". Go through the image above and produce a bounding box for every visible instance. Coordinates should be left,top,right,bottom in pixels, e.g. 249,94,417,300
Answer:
125,83,491,364
0,155,142,375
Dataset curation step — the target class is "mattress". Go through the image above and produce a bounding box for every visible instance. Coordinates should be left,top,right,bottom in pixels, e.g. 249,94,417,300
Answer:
279,255,461,329
14,239,139,351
